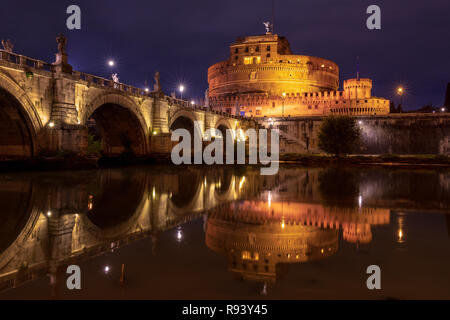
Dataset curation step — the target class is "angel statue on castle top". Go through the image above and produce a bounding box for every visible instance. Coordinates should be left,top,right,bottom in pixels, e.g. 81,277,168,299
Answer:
263,21,272,34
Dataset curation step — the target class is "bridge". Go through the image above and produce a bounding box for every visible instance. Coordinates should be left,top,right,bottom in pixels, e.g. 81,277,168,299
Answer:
0,38,258,159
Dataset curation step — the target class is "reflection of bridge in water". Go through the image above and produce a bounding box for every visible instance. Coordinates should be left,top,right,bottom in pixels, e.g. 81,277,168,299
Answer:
0,166,449,293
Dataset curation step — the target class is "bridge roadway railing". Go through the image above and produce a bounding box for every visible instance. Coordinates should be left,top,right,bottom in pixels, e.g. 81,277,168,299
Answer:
163,95,258,124
0,49,53,72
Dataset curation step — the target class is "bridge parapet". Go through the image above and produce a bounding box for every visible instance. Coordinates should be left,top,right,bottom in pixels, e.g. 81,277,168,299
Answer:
0,49,53,72
72,70,149,97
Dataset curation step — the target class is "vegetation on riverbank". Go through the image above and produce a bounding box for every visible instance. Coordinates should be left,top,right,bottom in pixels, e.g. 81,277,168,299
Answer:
280,153,450,166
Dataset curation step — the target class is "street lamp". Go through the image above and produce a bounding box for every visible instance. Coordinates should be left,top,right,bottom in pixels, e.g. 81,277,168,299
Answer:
282,92,286,117
179,85,185,100
107,60,115,67
396,86,404,104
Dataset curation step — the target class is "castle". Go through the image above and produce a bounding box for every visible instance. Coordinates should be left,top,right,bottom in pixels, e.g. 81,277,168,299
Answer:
207,31,390,117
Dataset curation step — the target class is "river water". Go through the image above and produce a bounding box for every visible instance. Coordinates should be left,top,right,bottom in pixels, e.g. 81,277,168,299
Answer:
0,165,449,299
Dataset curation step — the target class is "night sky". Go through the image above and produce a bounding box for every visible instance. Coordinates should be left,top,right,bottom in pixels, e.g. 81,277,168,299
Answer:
1,0,449,110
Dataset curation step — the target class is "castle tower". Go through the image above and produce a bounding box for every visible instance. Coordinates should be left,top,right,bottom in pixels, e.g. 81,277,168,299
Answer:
343,78,372,99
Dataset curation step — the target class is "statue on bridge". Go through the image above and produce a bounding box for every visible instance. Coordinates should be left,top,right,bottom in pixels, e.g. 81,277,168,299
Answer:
56,34,67,55
54,34,70,67
1,39,14,53
205,89,210,109
153,71,161,92
112,73,120,89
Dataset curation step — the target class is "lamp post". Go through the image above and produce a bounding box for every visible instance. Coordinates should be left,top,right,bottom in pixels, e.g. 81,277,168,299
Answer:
179,85,185,100
396,87,404,109
107,59,117,88
282,92,286,117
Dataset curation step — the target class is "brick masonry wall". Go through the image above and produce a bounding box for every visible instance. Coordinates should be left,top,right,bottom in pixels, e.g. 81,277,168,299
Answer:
260,114,450,155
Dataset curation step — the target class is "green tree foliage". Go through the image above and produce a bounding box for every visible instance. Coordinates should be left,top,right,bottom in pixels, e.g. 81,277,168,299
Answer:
86,134,103,156
318,116,361,156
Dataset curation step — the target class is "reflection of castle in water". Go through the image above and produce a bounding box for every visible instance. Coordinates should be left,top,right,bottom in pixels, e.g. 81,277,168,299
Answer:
205,201,389,283
0,166,448,294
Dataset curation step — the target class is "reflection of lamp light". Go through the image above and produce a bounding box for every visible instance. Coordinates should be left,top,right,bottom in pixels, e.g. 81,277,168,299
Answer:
268,191,272,208
238,176,246,191
398,229,403,241
281,219,285,229
88,194,93,210
176,226,183,242
358,195,363,208
397,214,406,244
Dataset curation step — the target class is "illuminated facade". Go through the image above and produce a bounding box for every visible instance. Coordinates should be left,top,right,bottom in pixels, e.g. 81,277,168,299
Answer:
207,33,390,117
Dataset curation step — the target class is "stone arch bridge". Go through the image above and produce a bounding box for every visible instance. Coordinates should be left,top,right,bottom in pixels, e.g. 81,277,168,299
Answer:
0,48,258,158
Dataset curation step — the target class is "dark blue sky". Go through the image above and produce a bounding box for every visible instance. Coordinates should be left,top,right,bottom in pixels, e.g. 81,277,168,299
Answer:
1,0,449,110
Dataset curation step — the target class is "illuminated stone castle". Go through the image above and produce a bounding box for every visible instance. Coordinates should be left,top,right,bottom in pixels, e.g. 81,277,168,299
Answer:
207,32,390,117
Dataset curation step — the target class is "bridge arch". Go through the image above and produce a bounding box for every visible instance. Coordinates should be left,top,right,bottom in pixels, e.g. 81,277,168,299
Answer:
169,109,199,129
215,118,236,140
80,169,148,239
0,181,41,272
83,93,149,156
0,71,42,158
168,180,204,217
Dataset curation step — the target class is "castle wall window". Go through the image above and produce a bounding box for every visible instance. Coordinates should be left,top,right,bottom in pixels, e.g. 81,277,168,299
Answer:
256,46,260,52
244,56,261,64
245,47,249,53
266,45,271,51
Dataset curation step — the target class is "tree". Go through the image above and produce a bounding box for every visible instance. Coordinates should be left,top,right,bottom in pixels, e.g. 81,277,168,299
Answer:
86,134,103,156
389,101,396,113
318,116,361,156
